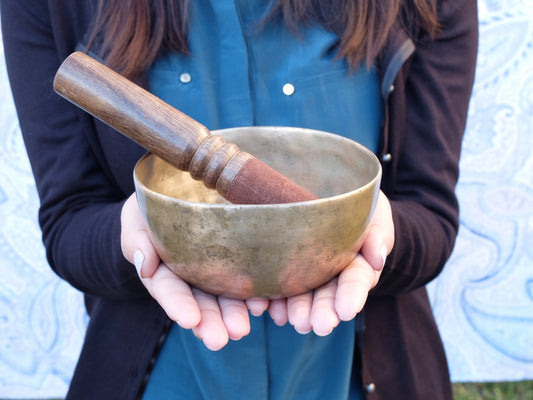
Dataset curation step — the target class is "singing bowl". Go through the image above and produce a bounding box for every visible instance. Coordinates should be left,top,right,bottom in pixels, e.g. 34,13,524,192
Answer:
134,126,381,299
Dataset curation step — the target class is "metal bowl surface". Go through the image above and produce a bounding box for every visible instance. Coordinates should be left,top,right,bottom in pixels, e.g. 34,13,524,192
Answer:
134,126,381,299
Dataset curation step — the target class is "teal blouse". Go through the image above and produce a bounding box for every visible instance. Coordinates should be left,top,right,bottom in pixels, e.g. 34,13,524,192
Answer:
142,0,381,398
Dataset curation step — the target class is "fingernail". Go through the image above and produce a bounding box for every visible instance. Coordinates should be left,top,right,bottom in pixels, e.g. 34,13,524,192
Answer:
249,309,263,317
314,326,334,337
379,244,388,270
133,250,144,277
296,327,312,335
192,329,202,340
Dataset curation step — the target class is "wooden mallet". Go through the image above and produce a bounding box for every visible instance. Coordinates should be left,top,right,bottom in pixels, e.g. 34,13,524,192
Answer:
53,52,317,204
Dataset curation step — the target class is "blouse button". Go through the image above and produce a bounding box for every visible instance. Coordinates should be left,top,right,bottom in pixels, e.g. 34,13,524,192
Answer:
389,84,395,93
365,383,376,393
283,83,295,96
179,72,192,84
382,153,392,163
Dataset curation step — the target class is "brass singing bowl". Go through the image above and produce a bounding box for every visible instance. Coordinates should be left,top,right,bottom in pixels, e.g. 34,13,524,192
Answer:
134,126,381,299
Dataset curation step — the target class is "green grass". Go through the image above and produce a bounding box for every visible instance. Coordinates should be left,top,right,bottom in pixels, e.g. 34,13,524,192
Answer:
453,381,533,400
2,382,532,400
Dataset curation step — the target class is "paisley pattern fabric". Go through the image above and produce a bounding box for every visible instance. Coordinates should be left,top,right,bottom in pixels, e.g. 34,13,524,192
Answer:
426,0,533,382
0,1,532,396
0,27,86,397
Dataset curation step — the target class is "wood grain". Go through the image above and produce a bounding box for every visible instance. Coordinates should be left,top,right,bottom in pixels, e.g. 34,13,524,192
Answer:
54,52,317,204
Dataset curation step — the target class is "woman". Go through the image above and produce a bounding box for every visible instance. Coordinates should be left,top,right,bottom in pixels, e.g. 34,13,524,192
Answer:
1,0,478,399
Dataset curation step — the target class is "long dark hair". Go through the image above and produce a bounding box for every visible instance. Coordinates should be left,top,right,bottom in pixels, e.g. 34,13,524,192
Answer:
88,0,438,78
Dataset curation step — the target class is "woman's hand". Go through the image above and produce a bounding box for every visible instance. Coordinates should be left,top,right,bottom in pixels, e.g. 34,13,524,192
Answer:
121,193,255,351
265,191,394,335
120,190,393,348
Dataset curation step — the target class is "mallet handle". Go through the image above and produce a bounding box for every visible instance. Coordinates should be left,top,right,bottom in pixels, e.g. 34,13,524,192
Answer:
54,52,317,204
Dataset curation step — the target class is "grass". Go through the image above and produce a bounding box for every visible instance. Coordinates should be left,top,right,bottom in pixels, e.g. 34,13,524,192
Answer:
453,381,533,400
2,382,532,399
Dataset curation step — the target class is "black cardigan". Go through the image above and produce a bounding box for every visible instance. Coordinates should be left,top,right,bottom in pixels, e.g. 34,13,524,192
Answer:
1,0,478,398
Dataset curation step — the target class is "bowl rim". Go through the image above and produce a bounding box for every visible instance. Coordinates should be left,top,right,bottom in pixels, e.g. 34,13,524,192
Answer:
133,126,382,209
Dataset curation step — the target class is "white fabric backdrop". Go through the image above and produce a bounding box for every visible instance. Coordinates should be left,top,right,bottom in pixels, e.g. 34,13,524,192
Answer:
426,0,533,382
1,1,532,397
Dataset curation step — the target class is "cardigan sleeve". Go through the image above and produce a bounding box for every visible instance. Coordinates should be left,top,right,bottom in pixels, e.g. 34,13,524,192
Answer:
1,0,148,300
374,0,478,295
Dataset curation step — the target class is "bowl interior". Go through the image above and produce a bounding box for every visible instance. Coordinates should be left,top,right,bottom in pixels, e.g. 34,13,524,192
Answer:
136,126,380,204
